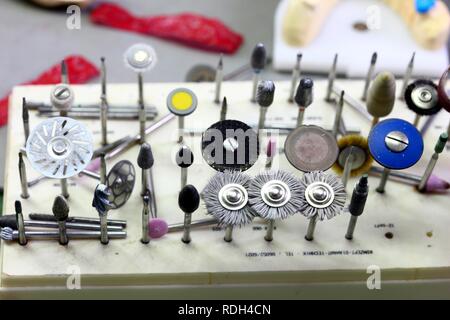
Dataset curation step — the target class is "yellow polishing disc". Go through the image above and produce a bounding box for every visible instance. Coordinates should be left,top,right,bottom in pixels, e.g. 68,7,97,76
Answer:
167,88,198,116
171,91,193,111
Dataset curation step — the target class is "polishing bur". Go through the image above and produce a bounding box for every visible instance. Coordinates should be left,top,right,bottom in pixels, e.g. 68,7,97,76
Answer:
18,152,29,199
178,185,200,244
370,167,450,193
366,72,396,127
148,218,218,239
418,133,448,192
345,175,369,240
15,201,27,246
250,43,267,102
256,80,275,134
288,53,302,103
138,142,157,218
214,54,223,104
176,145,194,190
220,97,228,121
22,98,30,145
361,52,377,101
294,78,314,127
52,195,70,245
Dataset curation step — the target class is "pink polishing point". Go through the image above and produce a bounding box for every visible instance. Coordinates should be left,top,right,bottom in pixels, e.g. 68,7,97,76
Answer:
266,138,277,158
148,218,169,239
86,158,101,172
424,175,450,193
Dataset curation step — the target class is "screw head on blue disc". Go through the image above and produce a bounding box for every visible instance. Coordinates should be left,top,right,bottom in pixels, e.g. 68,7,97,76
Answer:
368,119,424,170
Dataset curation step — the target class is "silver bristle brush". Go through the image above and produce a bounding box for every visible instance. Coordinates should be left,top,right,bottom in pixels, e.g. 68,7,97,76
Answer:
248,170,303,242
202,171,255,242
298,171,346,241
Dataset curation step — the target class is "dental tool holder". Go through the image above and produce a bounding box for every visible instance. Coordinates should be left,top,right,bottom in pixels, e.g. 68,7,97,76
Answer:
1,80,449,294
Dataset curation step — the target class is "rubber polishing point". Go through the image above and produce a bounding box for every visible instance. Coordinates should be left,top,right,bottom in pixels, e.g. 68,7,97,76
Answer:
86,158,101,172
266,138,277,158
424,175,450,193
416,0,436,14
148,218,169,239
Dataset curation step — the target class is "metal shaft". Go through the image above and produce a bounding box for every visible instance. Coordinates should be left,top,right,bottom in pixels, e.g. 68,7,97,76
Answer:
214,56,223,104
58,221,69,245
148,169,157,218
23,99,30,145
181,167,187,190
17,212,27,245
345,215,358,240
376,168,391,193
332,91,345,138
325,54,338,102
181,212,192,243
447,120,450,137
258,107,268,134
264,220,275,242
399,52,415,100
100,98,108,146
100,214,109,245
61,179,69,199
141,168,149,196
19,153,29,199
8,230,126,241
107,113,175,160
413,114,421,128
370,166,420,184
296,108,305,127
224,225,234,242
418,153,438,191
333,85,372,121
178,116,185,143
342,147,355,189
138,73,146,144
265,155,274,170
141,198,150,244
100,154,107,184
371,117,380,129
168,218,217,232
251,72,260,102
362,53,377,101
23,220,123,231
288,54,302,103
28,213,127,228
305,215,318,241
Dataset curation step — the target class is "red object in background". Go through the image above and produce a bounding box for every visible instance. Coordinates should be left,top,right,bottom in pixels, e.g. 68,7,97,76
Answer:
90,3,244,54
0,55,99,127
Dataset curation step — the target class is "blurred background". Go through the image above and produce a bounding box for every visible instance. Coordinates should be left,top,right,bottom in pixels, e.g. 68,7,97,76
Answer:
0,0,449,195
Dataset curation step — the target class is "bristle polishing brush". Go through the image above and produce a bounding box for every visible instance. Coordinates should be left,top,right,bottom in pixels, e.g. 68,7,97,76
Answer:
202,171,255,242
332,135,373,188
298,171,347,241
248,170,303,241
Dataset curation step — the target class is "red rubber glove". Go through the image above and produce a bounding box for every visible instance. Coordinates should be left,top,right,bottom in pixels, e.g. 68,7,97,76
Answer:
90,3,244,54
0,55,99,127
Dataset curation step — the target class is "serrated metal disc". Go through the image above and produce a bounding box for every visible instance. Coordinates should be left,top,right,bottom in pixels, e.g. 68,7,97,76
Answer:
285,125,339,172
106,160,136,209
26,117,93,179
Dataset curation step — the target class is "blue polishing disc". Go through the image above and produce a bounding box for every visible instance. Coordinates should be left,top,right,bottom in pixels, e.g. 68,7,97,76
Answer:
368,119,424,170
415,0,436,14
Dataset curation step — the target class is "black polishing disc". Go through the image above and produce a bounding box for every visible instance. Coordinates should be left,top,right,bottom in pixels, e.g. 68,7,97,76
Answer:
404,79,442,116
201,120,259,172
